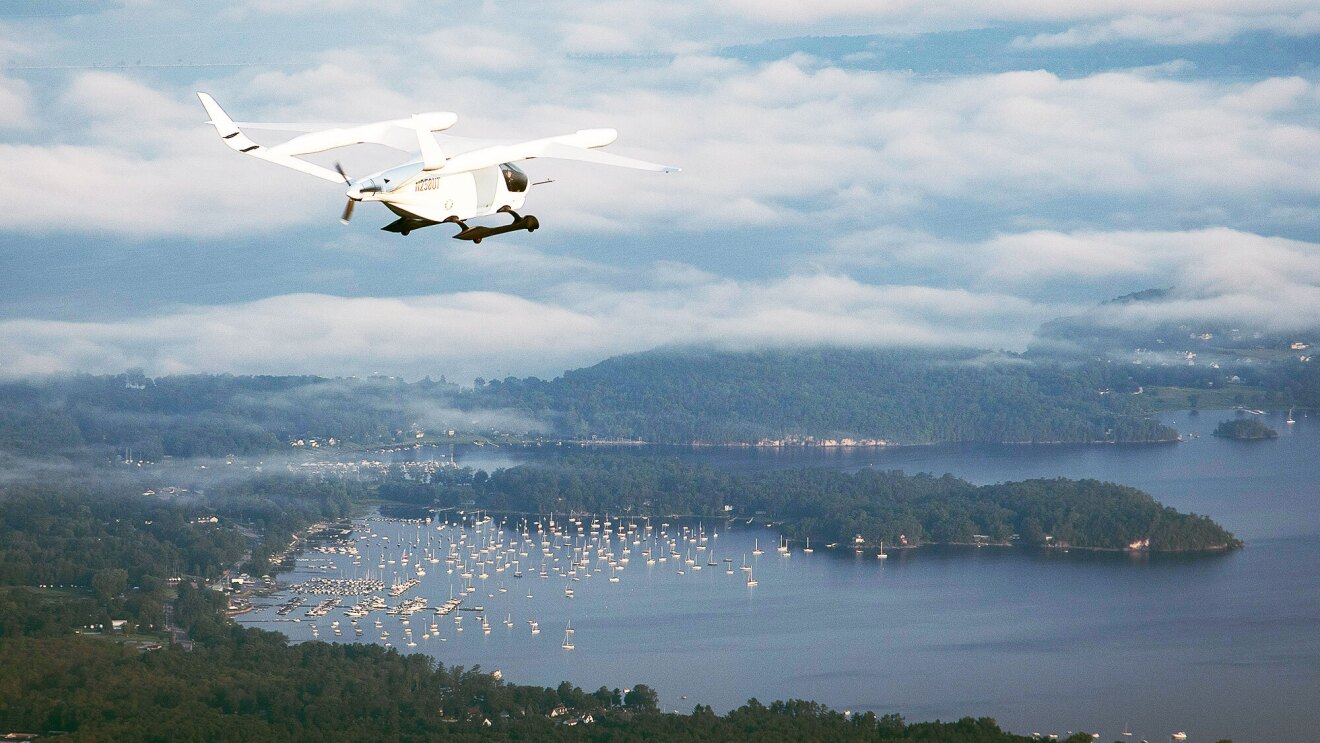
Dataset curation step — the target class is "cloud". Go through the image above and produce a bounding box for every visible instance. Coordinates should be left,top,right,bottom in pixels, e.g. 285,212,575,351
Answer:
6,52,1317,244
1014,11,1320,48
223,377,552,434
407,401,550,436
2,0,1317,385
0,73,29,128
0,273,1066,382
726,0,1316,22
818,227,1320,330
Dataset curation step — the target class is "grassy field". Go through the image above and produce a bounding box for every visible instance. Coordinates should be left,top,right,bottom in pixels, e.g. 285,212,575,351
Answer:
1142,385,1289,411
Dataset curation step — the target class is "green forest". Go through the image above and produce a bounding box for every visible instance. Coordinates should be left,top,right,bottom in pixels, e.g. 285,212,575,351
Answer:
1212,418,1279,440
464,347,1181,444
0,346,1204,458
0,625,1076,742
4,336,1319,457
424,455,1239,552
0,373,449,459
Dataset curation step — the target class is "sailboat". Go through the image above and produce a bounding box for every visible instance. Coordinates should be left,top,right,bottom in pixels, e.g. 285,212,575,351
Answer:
803,537,813,553
746,569,758,587
561,625,575,650
752,538,765,556
1287,406,1296,424
877,540,888,559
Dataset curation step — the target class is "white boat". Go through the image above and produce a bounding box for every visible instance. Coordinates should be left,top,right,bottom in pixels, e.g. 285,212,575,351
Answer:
877,540,889,560
1170,734,1187,741
752,539,764,556
746,570,758,587
803,538,813,553
561,626,575,650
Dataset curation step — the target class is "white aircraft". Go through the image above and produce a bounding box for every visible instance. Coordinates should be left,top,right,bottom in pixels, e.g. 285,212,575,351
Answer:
197,93,677,241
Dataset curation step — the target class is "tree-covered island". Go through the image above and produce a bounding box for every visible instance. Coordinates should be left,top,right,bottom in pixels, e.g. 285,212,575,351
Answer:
1212,417,1279,440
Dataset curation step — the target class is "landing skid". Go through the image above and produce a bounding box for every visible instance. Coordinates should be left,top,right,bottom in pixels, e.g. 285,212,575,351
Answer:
381,217,440,236
452,210,539,244
381,210,540,242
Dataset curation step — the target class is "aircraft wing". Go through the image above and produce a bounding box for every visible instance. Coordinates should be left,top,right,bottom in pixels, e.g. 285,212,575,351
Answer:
433,129,679,174
199,93,678,181
197,93,458,181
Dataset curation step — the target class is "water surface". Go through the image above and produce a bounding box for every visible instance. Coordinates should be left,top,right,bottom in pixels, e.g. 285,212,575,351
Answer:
245,410,1319,742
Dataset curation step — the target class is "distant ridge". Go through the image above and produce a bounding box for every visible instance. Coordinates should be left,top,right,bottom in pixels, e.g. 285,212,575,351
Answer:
465,346,1177,445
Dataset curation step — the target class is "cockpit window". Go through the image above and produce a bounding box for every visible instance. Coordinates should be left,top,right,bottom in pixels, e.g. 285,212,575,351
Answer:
501,163,529,193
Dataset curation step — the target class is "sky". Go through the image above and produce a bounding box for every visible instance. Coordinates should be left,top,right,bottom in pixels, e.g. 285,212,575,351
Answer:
0,0,1317,382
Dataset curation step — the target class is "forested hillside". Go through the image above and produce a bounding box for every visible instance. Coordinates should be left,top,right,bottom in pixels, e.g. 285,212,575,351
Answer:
0,348,1180,455
465,347,1177,444
0,373,450,459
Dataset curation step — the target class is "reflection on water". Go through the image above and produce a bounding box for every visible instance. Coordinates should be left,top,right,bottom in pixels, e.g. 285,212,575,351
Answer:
254,410,1318,740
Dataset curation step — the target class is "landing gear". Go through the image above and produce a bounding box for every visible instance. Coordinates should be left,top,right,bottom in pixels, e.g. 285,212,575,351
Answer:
451,208,540,243
382,212,539,241
381,216,440,235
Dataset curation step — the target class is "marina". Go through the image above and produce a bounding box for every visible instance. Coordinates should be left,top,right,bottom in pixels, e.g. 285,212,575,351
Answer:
244,511,760,659
242,410,1320,742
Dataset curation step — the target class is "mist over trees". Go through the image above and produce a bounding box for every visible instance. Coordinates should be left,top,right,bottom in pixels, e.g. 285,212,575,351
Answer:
10,337,1319,455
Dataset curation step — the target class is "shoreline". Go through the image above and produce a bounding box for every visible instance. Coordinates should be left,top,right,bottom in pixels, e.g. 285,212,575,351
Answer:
554,436,1184,449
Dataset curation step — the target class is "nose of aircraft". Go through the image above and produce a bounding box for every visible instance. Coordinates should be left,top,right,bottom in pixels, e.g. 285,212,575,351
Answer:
347,180,383,201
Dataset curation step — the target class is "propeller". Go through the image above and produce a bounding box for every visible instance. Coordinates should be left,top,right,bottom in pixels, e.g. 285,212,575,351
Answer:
335,162,355,224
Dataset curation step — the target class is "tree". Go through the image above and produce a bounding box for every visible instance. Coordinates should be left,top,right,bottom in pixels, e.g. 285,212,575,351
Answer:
624,684,658,711
92,568,127,605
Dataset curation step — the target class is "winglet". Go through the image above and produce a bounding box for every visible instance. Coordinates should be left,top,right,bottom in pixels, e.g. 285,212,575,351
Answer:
197,92,239,138
197,92,261,154
196,92,344,183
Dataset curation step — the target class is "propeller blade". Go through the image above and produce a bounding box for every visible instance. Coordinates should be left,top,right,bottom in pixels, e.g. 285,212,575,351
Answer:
340,199,355,225
334,161,351,184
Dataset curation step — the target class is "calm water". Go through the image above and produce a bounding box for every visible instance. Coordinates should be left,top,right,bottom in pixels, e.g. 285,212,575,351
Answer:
245,411,1319,742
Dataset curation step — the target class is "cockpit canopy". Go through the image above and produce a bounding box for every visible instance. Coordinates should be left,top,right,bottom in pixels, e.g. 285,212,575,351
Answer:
500,163,528,193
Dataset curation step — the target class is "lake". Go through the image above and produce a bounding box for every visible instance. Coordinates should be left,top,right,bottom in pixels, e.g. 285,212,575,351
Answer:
243,410,1318,742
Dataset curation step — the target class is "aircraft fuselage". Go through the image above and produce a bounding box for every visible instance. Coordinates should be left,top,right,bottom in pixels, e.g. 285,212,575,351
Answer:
351,161,529,224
